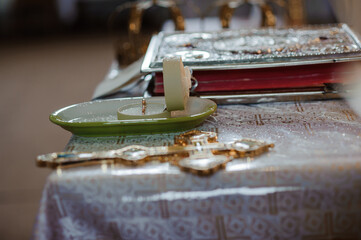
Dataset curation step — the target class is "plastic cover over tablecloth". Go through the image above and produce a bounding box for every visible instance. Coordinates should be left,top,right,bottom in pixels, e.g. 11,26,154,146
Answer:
33,99,361,240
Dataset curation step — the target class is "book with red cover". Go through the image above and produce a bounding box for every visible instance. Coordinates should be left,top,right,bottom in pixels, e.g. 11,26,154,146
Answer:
141,24,361,95
154,63,348,94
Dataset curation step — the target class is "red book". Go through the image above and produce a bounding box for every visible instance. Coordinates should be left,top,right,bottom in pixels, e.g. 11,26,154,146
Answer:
142,25,361,96
154,63,348,94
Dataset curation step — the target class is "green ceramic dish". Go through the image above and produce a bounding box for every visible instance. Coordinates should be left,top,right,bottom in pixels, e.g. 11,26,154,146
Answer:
49,97,217,137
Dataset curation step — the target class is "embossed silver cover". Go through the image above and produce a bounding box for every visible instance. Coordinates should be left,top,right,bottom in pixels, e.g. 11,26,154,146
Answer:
141,24,361,72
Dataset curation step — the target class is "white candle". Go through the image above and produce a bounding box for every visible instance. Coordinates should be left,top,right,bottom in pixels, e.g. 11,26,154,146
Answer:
117,58,192,120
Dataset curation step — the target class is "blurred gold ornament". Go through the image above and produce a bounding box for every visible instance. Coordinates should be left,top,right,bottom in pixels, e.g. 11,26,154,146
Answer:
109,0,185,66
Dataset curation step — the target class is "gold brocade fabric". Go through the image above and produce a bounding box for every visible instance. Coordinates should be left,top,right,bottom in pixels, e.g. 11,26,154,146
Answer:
33,99,361,240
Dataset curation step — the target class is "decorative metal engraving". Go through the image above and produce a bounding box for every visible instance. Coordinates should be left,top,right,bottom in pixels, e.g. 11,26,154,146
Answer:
142,24,361,72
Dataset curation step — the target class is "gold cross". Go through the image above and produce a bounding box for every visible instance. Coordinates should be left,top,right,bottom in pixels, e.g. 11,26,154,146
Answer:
37,130,274,175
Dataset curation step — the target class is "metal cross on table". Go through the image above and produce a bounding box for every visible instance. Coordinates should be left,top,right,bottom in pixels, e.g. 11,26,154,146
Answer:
37,130,274,175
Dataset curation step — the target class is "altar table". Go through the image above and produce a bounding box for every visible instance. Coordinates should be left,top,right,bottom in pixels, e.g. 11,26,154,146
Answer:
33,99,361,240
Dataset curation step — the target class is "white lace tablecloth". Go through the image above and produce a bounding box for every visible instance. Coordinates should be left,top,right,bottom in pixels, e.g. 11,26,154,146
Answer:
33,99,361,240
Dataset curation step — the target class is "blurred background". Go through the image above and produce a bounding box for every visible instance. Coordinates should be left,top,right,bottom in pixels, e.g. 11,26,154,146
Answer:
0,0,360,239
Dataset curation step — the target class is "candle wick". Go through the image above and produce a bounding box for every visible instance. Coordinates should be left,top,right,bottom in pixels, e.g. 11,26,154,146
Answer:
142,98,147,115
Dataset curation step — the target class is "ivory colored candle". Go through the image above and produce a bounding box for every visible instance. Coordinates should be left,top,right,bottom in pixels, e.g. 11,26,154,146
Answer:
162,57,191,111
